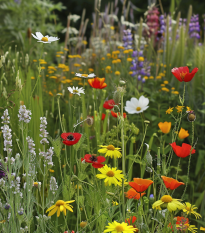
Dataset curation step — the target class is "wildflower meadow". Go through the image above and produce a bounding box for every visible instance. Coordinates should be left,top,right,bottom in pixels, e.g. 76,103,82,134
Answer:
0,0,205,232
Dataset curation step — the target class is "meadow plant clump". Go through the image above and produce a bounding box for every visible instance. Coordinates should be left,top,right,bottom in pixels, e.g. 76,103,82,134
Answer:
0,1,205,232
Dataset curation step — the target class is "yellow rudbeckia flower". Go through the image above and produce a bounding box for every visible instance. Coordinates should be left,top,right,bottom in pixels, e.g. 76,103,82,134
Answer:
46,200,75,217
98,145,122,159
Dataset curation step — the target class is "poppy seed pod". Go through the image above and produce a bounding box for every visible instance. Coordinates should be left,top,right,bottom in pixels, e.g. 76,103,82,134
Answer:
187,111,196,122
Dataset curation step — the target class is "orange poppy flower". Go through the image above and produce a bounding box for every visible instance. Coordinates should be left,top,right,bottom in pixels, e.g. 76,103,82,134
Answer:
158,122,171,134
88,77,107,89
126,188,145,200
161,176,184,190
111,111,126,118
129,178,153,193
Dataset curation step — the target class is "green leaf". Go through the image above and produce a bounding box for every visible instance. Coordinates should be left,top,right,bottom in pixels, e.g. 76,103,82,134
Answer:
195,191,205,208
195,150,205,176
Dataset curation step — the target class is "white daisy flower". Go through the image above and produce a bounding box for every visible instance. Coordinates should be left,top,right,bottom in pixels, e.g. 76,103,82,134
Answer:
125,96,149,114
67,86,85,96
31,32,59,43
75,73,96,78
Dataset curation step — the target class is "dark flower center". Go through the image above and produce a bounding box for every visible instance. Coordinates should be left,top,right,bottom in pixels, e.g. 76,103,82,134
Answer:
67,135,75,141
89,155,98,162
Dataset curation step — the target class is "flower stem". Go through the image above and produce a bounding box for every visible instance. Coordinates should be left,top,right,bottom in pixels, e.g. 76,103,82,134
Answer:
121,94,125,221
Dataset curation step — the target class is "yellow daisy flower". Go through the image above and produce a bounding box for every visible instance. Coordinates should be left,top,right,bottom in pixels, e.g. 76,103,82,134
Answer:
96,164,124,186
176,105,184,113
46,200,75,217
166,107,174,114
183,202,202,219
152,195,185,212
104,221,137,233
98,145,122,159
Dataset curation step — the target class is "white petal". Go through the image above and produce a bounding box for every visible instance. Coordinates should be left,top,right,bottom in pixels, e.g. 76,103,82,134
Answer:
36,32,44,40
125,100,136,109
130,97,139,107
37,41,51,43
87,73,96,78
139,95,149,107
31,33,39,40
125,107,137,114
48,37,59,42
75,73,82,77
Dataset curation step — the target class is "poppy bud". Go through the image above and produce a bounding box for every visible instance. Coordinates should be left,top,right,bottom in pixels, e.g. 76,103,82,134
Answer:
187,111,196,122
80,221,87,228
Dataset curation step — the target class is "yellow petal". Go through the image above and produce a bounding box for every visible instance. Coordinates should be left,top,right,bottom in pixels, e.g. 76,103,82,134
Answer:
65,204,73,212
57,207,60,217
60,205,64,212
48,206,58,217
46,204,56,213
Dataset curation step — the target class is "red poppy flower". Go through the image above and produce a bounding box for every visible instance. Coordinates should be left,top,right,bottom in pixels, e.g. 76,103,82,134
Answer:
171,66,198,82
101,113,106,120
125,216,138,232
161,176,184,190
111,111,127,118
61,132,82,146
126,188,145,200
129,178,153,193
170,142,196,158
88,77,107,89
81,154,106,168
103,99,116,109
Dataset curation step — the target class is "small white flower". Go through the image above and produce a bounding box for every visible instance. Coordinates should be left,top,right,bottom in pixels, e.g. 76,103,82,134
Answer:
75,73,96,78
67,86,85,96
125,96,149,114
31,32,59,43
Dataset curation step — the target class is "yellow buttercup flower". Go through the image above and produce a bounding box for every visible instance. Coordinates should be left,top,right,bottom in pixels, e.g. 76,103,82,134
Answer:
166,107,174,114
115,71,120,76
164,81,168,84
183,202,202,219
104,221,137,233
98,145,122,159
127,58,132,62
178,128,189,139
156,75,162,79
158,122,171,134
161,87,169,92
46,200,75,217
112,201,119,206
152,195,184,212
149,76,154,79
200,227,205,231
172,91,179,95
186,106,192,112
96,164,124,186
176,105,184,113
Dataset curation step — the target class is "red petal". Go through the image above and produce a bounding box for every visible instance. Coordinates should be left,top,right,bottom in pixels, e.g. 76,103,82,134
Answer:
111,111,118,118
92,163,104,168
96,156,106,163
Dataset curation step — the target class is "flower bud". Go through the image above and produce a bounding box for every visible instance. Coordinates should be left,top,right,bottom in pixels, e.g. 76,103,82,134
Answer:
80,221,87,228
187,111,196,122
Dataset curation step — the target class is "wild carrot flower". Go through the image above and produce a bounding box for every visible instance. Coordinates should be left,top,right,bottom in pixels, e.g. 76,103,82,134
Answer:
98,145,122,159
152,195,185,212
61,132,82,146
178,128,189,139
170,142,196,158
46,200,75,217
161,176,184,190
96,164,124,186
75,73,96,78
104,221,137,233
166,107,174,114
126,188,145,200
81,154,106,168
67,86,85,96
32,32,59,43
171,66,198,82
183,202,202,219
158,122,171,134
129,178,153,193
88,77,107,89
125,96,149,114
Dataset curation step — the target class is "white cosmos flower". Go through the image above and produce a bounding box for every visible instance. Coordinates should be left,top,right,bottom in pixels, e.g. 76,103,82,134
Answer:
67,86,85,96
125,96,149,114
31,32,59,43
75,73,96,78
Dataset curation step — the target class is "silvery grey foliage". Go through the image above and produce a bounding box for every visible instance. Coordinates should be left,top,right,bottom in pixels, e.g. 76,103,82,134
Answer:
1,109,12,154
39,147,54,166
49,176,58,194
